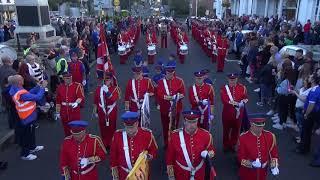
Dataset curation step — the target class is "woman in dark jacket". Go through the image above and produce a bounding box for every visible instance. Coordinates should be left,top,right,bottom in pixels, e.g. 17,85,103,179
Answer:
18,62,37,90
257,60,276,106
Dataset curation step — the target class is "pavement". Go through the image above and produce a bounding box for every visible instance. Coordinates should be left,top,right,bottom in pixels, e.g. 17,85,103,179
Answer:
0,31,319,180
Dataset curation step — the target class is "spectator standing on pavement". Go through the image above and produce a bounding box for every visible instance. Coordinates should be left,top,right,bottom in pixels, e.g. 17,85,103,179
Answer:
25,55,44,83
303,19,312,45
257,58,276,107
18,62,37,91
0,24,4,43
8,75,46,160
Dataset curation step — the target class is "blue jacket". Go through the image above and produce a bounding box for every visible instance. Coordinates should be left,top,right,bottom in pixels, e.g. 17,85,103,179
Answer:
9,85,45,125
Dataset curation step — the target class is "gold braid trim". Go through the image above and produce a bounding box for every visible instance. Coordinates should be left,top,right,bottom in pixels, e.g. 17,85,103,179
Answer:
111,167,119,179
76,83,85,98
208,150,215,158
91,135,107,154
124,101,129,111
241,159,253,168
62,166,70,180
167,165,175,178
88,156,101,164
270,158,279,168
206,133,213,149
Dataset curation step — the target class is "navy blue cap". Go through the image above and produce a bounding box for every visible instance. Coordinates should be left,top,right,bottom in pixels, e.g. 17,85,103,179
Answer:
201,69,210,74
227,73,239,79
194,71,204,77
132,66,143,72
182,110,201,121
68,120,88,133
121,111,139,126
165,61,176,70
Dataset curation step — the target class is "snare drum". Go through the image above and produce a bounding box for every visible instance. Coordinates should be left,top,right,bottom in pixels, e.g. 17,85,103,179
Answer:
118,45,126,56
147,45,156,55
179,44,188,55
125,44,131,53
207,41,212,49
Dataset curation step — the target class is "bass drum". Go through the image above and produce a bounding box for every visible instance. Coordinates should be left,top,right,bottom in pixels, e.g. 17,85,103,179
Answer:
118,45,126,56
147,45,156,55
179,44,188,55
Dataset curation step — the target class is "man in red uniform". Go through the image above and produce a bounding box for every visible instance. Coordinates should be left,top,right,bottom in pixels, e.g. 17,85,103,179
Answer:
177,30,189,64
146,28,157,64
56,72,85,136
68,50,86,85
220,73,248,152
188,71,215,130
118,30,128,64
125,66,154,113
238,118,280,180
216,31,229,72
110,111,158,180
93,72,120,150
157,62,185,147
60,120,107,180
160,22,168,48
166,110,216,180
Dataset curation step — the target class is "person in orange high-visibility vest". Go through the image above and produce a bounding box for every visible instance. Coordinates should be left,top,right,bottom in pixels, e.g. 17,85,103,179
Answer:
8,75,46,161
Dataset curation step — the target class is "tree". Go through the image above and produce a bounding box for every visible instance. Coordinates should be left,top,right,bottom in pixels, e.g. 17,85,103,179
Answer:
48,0,78,11
171,0,188,15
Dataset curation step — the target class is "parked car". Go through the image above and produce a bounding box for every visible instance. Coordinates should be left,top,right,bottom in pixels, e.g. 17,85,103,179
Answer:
279,45,320,61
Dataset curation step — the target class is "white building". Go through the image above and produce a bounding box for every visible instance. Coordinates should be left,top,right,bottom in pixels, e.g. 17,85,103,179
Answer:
228,0,320,24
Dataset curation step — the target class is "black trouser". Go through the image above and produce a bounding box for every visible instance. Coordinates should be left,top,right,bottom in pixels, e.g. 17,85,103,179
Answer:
278,95,290,125
16,121,36,157
288,94,297,123
299,111,320,152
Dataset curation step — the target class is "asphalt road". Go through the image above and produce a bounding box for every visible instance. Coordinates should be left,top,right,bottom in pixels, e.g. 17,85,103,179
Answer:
0,31,319,180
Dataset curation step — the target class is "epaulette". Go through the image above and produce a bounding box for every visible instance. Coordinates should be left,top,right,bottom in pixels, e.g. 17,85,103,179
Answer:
64,135,72,140
88,134,100,139
141,127,152,132
176,77,184,81
172,128,182,133
240,131,249,136
263,130,274,136
74,82,81,86
199,128,210,133
115,129,124,133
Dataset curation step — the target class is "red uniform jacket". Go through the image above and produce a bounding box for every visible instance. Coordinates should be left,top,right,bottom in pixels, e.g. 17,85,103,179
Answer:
110,128,158,180
146,32,157,45
188,83,214,121
178,32,189,46
56,82,84,123
118,33,128,45
217,36,229,57
220,83,248,121
60,134,107,180
125,78,154,112
94,85,120,147
157,76,185,113
238,130,279,180
166,128,215,180
68,61,85,84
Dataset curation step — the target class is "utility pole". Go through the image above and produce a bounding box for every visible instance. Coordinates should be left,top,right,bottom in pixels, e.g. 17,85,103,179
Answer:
195,0,198,17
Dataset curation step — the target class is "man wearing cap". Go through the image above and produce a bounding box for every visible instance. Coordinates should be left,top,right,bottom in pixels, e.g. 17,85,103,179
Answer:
166,110,215,180
125,66,154,113
220,73,248,152
216,31,229,72
56,72,85,136
238,118,280,180
146,28,157,64
93,72,120,150
110,111,158,180
177,29,189,64
118,29,129,64
201,69,214,85
157,62,185,147
68,49,86,86
60,120,107,180
189,71,215,130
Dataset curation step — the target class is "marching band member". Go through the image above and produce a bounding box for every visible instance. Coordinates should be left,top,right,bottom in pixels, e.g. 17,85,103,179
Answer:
220,73,248,152
146,28,157,64
166,110,216,180
93,72,120,150
125,66,154,113
110,111,158,180
118,29,128,64
216,31,229,72
177,29,189,64
156,62,185,147
188,71,215,130
201,69,214,85
160,22,168,48
68,49,86,86
60,120,107,180
238,118,280,180
56,72,85,136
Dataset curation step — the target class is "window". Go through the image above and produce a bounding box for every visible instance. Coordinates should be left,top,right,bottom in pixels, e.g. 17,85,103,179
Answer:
315,0,320,21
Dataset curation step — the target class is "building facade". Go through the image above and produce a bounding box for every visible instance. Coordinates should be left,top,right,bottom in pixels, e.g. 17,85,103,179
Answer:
0,0,15,23
227,0,320,24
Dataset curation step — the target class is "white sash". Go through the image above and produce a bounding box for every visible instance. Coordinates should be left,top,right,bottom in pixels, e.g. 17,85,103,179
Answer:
192,85,208,124
131,79,141,109
179,130,197,180
100,85,109,114
98,102,116,126
122,131,133,170
225,85,240,119
163,79,170,96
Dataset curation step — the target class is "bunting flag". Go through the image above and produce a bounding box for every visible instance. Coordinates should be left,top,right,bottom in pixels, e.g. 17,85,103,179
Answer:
141,93,151,129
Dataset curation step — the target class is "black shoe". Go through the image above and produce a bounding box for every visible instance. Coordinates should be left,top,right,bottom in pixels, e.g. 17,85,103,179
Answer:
295,148,309,155
309,162,320,168
0,161,8,170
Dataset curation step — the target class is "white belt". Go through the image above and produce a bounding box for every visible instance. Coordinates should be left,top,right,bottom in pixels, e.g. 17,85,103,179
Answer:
98,102,116,114
176,160,204,179
72,164,95,175
61,102,73,106
131,98,143,109
198,105,208,124
218,47,227,50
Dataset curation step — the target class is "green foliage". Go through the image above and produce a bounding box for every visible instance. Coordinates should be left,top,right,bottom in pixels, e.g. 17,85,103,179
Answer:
198,6,206,17
48,0,79,11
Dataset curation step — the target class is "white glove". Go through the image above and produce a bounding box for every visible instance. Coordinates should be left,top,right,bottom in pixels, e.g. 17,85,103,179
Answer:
71,102,79,109
202,99,209,106
80,158,89,169
209,115,214,121
252,158,262,168
271,166,279,175
239,101,245,108
94,113,98,118
201,150,208,159
55,112,60,121
82,80,87,86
